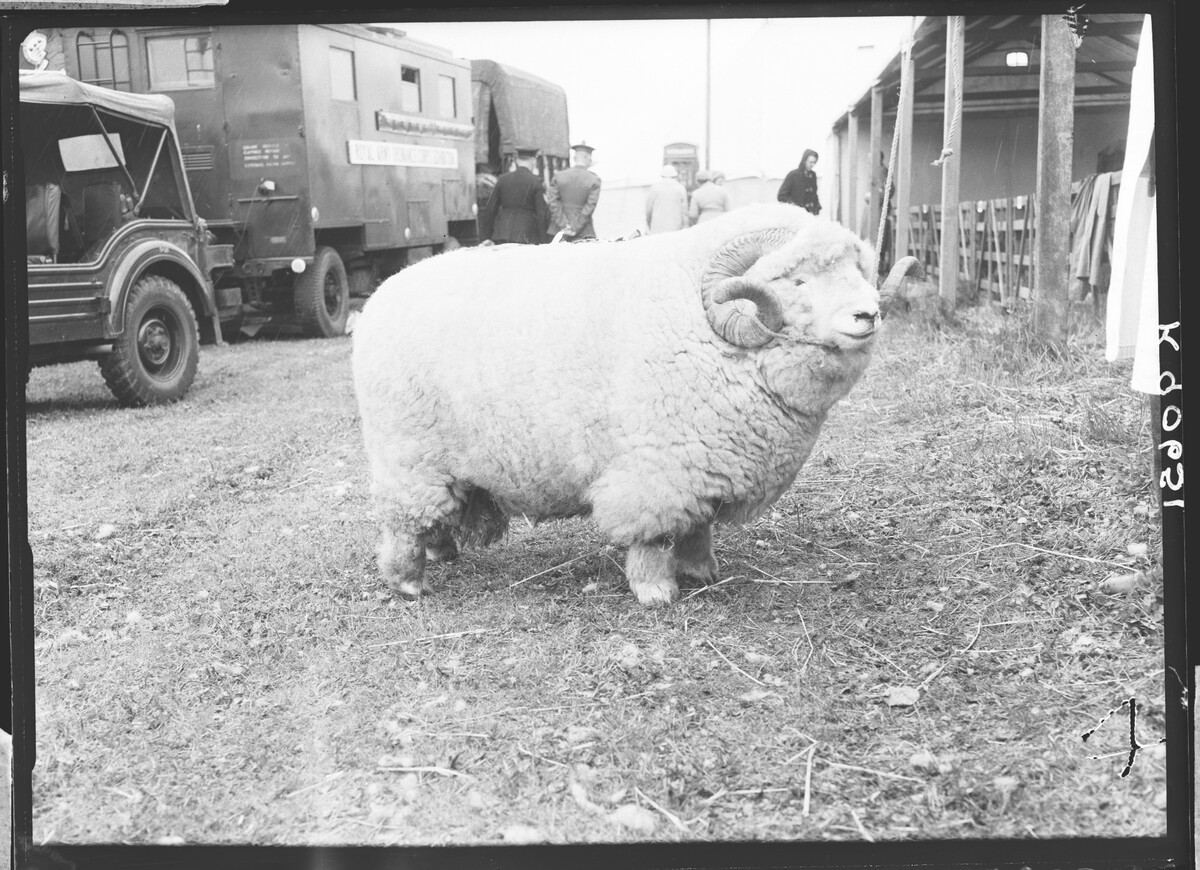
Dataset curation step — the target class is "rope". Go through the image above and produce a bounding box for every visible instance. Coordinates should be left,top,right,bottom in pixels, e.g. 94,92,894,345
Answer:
931,19,964,168
873,38,914,285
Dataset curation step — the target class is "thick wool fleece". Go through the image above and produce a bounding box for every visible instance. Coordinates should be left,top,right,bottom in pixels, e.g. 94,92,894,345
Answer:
352,203,877,549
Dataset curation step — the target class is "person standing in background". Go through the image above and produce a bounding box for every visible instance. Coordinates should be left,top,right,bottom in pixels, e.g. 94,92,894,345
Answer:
547,142,601,241
478,149,550,245
645,164,688,234
689,169,730,225
777,149,821,215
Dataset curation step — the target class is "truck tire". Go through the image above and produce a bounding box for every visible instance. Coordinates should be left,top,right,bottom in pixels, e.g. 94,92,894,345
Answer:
99,275,200,407
295,246,349,337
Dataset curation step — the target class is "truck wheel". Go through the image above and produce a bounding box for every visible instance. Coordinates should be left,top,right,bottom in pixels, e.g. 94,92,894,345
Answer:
295,246,349,337
99,275,200,407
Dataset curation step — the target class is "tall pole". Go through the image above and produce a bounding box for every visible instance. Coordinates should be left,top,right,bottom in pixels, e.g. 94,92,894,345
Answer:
894,28,916,266
1033,14,1075,339
868,82,883,243
847,106,859,234
705,19,712,171
938,16,965,308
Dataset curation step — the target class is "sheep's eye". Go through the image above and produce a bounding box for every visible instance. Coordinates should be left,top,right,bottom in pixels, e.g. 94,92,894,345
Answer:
792,276,807,286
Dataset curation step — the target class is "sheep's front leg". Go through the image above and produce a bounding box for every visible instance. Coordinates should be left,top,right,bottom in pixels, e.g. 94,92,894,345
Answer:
379,525,431,600
673,523,718,584
626,539,679,605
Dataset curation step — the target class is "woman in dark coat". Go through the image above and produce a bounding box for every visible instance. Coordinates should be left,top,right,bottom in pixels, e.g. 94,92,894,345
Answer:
777,149,821,215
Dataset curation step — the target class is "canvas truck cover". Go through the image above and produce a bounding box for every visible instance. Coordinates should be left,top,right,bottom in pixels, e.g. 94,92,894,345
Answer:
471,59,569,165
19,71,178,129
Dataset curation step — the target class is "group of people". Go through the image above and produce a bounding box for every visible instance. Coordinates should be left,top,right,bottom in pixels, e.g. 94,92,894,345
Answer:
477,141,601,245
644,166,731,234
644,147,822,233
478,143,823,246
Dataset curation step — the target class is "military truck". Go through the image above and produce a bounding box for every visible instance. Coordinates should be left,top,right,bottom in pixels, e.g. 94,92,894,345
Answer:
20,71,232,406
469,58,571,239
55,23,478,338
47,25,572,337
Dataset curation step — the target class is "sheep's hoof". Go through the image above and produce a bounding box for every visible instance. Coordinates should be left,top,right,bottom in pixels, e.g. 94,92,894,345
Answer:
676,555,718,585
631,577,679,605
626,542,680,605
425,540,459,563
388,577,433,601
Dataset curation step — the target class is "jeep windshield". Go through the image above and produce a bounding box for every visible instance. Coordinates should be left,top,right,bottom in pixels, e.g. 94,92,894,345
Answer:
21,72,194,264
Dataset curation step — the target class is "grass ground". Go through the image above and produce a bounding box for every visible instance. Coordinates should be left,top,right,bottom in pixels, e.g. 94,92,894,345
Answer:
26,304,1168,845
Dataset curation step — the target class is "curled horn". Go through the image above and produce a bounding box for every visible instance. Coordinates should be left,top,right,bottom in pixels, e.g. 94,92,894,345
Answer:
701,228,794,347
877,256,925,316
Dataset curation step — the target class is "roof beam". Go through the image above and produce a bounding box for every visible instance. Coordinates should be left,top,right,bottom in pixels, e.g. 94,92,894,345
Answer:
960,60,1135,76
912,84,1131,104
958,19,1142,42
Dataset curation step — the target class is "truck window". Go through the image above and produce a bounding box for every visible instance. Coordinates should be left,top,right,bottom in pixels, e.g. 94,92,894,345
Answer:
146,33,214,90
437,73,456,119
77,30,132,92
58,133,125,172
330,47,356,101
401,66,421,113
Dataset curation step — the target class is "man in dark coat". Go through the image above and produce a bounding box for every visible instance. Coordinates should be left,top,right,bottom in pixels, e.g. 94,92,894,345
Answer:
479,149,550,245
547,142,601,241
777,148,821,215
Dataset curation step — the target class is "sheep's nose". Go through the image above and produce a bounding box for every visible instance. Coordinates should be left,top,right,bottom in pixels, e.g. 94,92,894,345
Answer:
853,308,880,326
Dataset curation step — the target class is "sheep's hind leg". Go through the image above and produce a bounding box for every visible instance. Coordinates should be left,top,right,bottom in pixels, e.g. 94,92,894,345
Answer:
425,522,459,563
673,523,718,585
626,540,679,605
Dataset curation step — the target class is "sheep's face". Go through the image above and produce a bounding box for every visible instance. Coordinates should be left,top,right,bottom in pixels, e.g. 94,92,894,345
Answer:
751,232,880,351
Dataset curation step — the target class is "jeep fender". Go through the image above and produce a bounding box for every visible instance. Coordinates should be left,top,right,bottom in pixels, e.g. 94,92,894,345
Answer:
106,239,219,340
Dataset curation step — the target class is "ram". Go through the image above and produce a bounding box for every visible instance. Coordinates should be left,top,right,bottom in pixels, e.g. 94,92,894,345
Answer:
352,203,920,604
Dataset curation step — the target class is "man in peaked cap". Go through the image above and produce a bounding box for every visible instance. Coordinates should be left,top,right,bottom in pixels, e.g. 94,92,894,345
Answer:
478,148,550,245
547,141,601,241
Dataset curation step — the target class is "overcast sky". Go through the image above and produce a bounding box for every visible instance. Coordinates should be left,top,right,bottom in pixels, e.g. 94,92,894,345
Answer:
386,16,915,186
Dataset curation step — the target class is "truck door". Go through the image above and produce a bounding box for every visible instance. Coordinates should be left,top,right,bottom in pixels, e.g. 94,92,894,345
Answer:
146,25,310,261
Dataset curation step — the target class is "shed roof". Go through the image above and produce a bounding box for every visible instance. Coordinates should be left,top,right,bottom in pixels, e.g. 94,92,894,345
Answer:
833,12,1145,128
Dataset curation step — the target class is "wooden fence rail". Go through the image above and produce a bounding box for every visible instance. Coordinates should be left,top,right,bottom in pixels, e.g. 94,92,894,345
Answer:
896,172,1122,308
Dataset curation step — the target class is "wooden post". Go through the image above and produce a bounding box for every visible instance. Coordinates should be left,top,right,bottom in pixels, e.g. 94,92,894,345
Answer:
1033,14,1075,338
939,16,964,308
869,83,883,244
894,40,915,264
705,19,712,171
847,106,859,235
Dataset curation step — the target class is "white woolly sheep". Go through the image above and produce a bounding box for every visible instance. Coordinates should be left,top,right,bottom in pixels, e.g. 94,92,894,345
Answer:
352,203,921,604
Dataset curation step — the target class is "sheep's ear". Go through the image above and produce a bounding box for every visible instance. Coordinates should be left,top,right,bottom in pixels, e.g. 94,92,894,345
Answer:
701,229,793,347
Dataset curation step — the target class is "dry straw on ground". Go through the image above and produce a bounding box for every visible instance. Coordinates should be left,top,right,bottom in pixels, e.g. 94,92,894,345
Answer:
26,305,1167,844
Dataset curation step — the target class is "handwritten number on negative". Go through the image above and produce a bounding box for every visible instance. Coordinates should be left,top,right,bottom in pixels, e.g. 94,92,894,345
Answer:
1081,697,1165,777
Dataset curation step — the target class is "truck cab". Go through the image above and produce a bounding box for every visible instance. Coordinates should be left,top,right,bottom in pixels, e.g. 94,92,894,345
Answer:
21,70,232,406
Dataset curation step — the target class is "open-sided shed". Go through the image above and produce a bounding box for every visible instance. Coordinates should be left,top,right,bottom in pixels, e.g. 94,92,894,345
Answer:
829,13,1143,239
827,13,1149,321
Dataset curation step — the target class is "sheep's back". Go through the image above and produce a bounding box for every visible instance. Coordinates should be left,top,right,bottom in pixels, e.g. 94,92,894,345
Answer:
351,240,713,507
